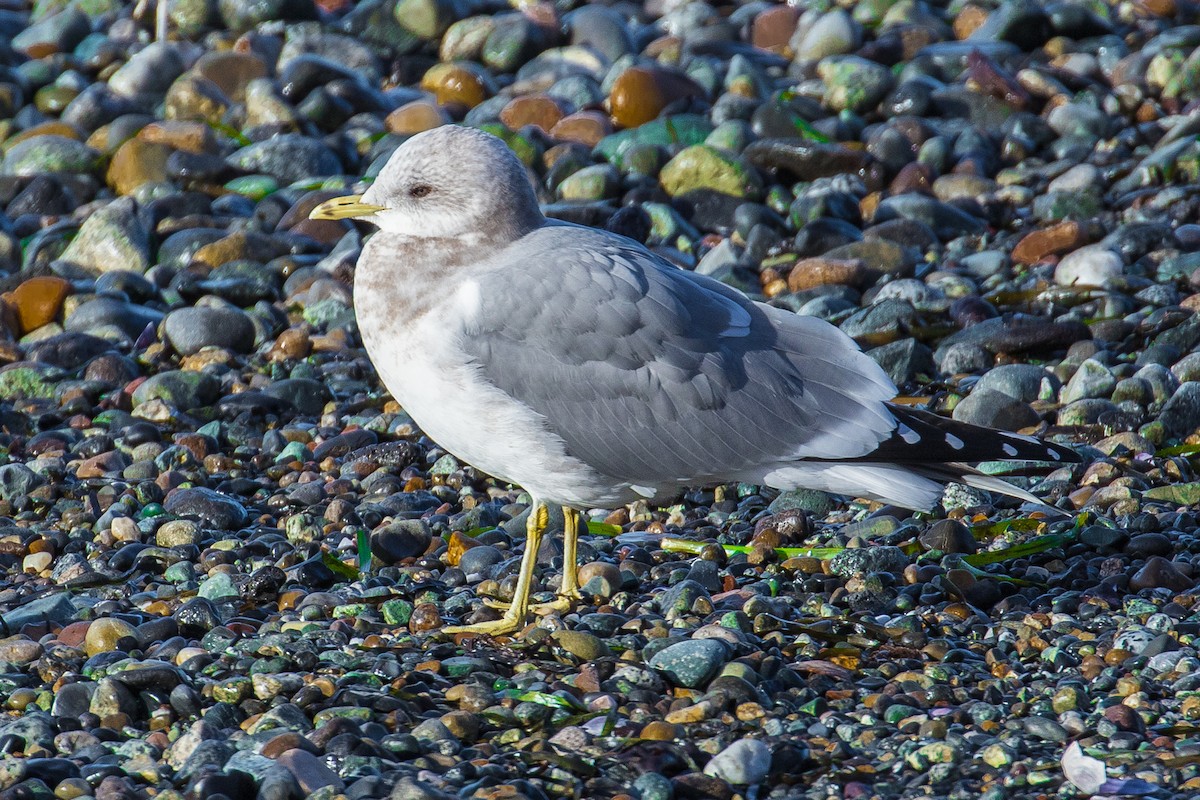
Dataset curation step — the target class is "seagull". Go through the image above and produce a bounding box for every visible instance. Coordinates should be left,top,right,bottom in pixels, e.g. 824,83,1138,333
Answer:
311,125,1078,635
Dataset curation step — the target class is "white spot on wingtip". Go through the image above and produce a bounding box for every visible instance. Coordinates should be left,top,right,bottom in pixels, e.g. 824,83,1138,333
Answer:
1002,443,1019,457
631,484,655,498
945,433,965,450
898,423,921,444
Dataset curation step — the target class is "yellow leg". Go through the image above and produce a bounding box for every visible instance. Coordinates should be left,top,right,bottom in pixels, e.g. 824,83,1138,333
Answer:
559,506,583,601
481,506,586,616
445,503,548,636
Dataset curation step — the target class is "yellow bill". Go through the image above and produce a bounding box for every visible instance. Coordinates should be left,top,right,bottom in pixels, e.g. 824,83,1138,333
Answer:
309,195,385,220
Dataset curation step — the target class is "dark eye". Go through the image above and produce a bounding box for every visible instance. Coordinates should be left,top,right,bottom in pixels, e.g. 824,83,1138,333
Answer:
409,184,432,198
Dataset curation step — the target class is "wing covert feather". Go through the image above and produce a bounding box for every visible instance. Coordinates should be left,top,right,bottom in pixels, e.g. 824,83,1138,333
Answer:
460,224,898,485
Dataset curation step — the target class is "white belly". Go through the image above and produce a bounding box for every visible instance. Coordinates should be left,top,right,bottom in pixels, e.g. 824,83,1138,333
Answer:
355,281,626,507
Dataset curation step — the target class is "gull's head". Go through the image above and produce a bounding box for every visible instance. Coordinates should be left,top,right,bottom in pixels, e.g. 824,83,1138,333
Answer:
310,126,543,239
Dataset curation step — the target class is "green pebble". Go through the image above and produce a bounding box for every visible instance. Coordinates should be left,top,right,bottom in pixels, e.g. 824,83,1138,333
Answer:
224,175,278,200
381,599,414,625
332,603,367,619
138,503,166,519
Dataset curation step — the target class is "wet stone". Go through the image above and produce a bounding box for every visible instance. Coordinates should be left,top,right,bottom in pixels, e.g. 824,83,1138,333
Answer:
647,639,728,688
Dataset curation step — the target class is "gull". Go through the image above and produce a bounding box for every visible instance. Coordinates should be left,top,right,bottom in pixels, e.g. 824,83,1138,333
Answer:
311,125,1078,635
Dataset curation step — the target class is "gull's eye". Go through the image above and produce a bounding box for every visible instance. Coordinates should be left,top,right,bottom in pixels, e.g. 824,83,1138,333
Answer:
409,184,433,198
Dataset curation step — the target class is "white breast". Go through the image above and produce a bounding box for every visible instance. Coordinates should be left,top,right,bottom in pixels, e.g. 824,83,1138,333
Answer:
355,279,625,508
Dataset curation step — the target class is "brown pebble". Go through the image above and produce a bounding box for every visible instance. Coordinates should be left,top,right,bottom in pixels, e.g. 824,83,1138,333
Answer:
5,276,70,335
750,6,799,52
1012,221,1089,264
890,162,933,195
953,4,990,38
385,99,449,135
441,710,481,741
409,603,442,633
420,63,488,109
608,65,703,129
1103,704,1143,731
261,732,318,758
499,94,565,133
269,329,313,362
137,120,217,154
549,111,612,147
192,50,268,103
1104,647,1132,665
84,618,137,657
787,257,870,292
445,530,481,567
640,720,682,740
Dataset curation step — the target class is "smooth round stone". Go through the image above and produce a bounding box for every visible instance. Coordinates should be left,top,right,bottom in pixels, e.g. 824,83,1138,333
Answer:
385,99,449,135
499,94,564,133
1130,557,1195,592
58,197,151,275
557,164,619,201
22,551,52,574
370,520,433,564
34,84,77,114
408,603,442,633
2,135,100,176
164,306,256,355
566,5,634,62
107,139,172,196
703,738,771,785
420,62,489,109
608,66,703,129
744,139,869,182
456,544,504,577
792,9,860,62
1160,382,1200,438
828,546,908,578
1055,244,1123,289
227,134,341,183
1126,533,1172,559
973,364,1060,403
646,639,729,688
263,378,332,416
918,519,977,554
660,145,761,198
84,618,137,657
108,42,187,99
7,276,71,334
817,55,893,114
164,487,247,530
640,721,683,741
578,561,621,598
551,629,611,661
1061,359,1116,404
217,0,317,34
952,388,1039,431
153,520,198,551
1048,163,1101,194
12,7,90,56
131,370,220,410
549,111,612,147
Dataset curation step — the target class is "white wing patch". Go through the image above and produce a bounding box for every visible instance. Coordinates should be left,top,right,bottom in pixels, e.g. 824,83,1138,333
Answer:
898,423,921,444
945,433,965,450
1003,443,1019,457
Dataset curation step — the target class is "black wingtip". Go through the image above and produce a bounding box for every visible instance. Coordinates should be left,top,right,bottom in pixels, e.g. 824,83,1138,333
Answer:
865,404,1082,466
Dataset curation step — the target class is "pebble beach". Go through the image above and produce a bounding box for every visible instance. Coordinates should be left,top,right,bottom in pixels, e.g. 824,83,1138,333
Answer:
0,0,1198,798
